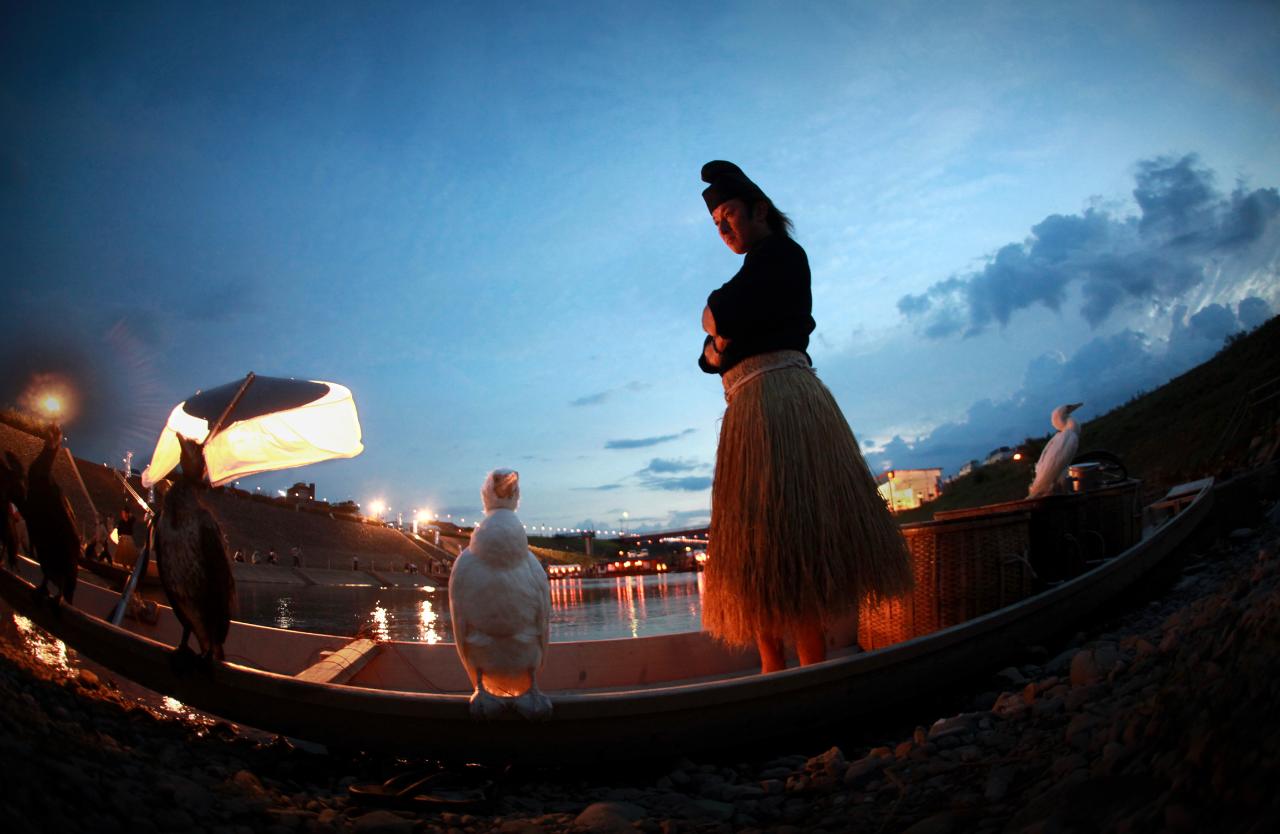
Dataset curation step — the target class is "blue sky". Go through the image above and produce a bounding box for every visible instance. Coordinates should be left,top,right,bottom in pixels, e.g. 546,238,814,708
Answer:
3,1,1278,532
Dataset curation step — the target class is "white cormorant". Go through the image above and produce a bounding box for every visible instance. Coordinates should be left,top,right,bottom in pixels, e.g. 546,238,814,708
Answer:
1028,402,1084,498
448,469,552,720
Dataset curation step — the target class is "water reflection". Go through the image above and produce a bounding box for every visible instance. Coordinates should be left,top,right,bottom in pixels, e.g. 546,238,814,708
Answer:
236,571,706,642
275,596,295,630
369,602,391,641
416,599,441,644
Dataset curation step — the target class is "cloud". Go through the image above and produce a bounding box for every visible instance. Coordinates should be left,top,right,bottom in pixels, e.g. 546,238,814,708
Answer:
898,154,1280,338
1239,296,1272,330
574,456,713,494
634,456,712,492
641,457,701,474
604,428,696,449
661,508,711,529
570,380,651,407
570,391,611,407
640,475,713,492
869,303,1273,474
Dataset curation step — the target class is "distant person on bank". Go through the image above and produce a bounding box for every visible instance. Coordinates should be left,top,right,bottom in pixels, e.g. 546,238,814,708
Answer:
114,508,138,567
696,161,913,673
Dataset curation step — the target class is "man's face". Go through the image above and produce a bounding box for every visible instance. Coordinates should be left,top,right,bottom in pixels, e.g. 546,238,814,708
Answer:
712,199,763,255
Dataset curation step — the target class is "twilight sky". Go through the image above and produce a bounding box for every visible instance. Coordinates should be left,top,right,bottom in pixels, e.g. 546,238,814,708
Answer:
3,1,1278,533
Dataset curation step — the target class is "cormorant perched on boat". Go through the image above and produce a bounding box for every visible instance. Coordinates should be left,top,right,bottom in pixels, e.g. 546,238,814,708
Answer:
22,425,80,604
449,469,552,720
0,452,26,568
1028,402,1084,498
154,435,236,666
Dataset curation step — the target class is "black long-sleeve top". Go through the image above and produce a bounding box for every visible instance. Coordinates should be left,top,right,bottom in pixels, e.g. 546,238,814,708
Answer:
698,234,815,375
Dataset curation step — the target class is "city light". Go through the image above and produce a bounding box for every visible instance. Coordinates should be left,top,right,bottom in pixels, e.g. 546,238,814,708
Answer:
369,499,386,518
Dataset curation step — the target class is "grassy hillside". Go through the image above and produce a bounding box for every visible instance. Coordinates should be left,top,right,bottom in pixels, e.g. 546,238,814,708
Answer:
898,316,1280,522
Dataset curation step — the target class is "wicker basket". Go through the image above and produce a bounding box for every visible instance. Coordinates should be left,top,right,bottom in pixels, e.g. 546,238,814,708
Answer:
934,479,1142,585
859,511,1033,650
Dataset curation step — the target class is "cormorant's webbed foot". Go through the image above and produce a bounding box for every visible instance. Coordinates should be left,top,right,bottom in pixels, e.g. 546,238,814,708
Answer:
513,679,553,721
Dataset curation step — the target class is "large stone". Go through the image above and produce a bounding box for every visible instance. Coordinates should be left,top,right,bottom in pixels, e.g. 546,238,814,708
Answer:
928,714,975,741
844,754,887,788
991,691,1028,720
351,810,415,834
808,746,846,777
231,770,267,796
994,666,1028,687
1069,644,1119,687
573,801,645,833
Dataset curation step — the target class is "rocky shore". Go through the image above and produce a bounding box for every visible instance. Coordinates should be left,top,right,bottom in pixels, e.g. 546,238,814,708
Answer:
3,504,1279,834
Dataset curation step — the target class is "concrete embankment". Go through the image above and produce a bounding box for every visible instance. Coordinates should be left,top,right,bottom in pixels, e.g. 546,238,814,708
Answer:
231,564,442,588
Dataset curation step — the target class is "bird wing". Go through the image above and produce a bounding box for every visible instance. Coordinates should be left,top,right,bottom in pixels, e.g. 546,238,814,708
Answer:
198,511,236,645
447,552,475,673
1029,429,1080,498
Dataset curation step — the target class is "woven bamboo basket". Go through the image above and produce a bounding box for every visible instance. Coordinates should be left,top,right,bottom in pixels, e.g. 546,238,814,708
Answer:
935,479,1142,585
859,511,1033,651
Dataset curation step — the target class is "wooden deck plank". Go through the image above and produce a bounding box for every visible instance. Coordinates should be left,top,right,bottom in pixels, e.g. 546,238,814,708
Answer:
294,638,381,685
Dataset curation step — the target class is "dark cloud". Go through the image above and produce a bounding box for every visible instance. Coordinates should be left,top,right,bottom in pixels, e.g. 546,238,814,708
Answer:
605,428,696,449
642,457,700,474
570,391,610,407
868,304,1274,474
575,456,713,494
570,380,650,408
899,154,1280,338
635,456,712,492
1239,296,1272,330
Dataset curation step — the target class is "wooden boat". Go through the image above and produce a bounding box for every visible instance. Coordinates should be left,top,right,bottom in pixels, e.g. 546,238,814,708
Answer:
0,479,1213,764
77,554,162,589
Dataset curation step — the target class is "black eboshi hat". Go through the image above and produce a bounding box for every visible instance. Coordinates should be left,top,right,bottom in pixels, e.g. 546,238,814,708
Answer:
701,160,767,213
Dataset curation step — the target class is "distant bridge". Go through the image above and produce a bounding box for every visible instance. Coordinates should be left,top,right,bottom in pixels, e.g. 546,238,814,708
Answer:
617,527,708,547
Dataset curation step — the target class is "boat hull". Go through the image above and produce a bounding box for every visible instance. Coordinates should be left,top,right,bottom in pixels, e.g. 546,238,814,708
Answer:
0,481,1212,763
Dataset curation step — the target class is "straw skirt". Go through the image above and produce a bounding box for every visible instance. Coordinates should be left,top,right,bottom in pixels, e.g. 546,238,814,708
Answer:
702,351,913,647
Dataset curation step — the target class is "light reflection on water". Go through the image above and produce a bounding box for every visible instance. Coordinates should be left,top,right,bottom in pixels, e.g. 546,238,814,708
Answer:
235,571,705,642
275,596,295,630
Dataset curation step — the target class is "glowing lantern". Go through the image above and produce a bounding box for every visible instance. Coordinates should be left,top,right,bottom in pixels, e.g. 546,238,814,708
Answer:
142,373,363,488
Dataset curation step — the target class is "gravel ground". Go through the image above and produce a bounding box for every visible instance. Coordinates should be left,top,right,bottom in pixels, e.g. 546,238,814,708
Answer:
3,503,1279,834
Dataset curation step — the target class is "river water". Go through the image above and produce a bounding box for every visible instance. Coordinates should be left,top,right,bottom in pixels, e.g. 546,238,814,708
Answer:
235,571,706,643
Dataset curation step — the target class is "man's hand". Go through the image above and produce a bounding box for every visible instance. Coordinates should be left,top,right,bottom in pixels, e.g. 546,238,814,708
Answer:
702,336,722,368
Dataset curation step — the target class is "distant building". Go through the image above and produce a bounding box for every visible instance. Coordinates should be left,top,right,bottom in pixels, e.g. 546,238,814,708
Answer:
956,460,980,478
875,468,943,512
984,446,1016,465
287,482,316,502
